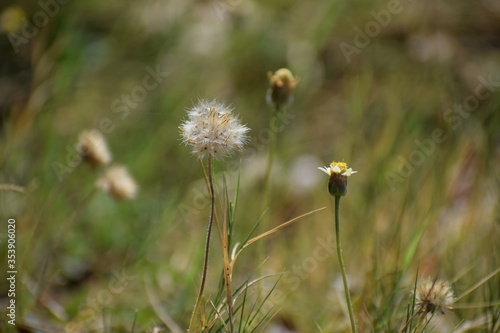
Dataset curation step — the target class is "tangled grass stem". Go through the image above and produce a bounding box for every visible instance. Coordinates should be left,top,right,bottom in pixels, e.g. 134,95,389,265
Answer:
188,156,216,332
334,196,358,333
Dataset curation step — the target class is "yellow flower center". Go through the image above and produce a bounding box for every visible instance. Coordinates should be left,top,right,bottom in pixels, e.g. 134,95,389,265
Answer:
330,161,348,173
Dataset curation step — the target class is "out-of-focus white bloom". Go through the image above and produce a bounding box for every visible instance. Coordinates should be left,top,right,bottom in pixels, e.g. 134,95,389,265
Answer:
76,130,112,167
415,278,455,315
96,166,137,201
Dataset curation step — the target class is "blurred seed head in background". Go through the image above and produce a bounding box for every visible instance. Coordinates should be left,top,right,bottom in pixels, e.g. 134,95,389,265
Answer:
415,278,455,315
76,130,112,168
266,68,299,110
96,165,138,201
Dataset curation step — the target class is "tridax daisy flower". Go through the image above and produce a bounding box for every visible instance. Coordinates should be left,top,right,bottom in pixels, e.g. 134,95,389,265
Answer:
318,161,357,197
266,68,299,110
96,165,138,201
179,99,249,160
415,278,455,315
76,130,112,167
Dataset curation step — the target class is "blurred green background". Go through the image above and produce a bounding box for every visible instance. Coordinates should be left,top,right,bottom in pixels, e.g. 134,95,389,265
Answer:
1,0,499,332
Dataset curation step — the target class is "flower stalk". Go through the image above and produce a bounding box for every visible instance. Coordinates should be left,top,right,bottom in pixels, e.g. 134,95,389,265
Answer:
181,99,248,332
334,195,358,333
319,161,358,333
188,156,216,332
263,68,299,203
260,69,299,269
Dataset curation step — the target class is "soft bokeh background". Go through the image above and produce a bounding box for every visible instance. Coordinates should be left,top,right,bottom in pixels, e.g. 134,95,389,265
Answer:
1,0,499,332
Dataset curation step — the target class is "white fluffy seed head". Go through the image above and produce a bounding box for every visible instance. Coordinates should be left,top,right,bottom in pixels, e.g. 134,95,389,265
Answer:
179,99,249,159
96,165,138,201
76,130,112,167
415,278,455,315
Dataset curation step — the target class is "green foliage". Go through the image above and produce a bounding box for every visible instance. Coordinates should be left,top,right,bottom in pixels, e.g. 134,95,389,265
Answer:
1,0,499,332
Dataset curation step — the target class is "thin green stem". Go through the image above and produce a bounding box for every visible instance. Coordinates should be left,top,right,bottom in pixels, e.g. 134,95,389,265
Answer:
189,156,215,332
263,108,278,207
334,196,358,333
258,109,279,279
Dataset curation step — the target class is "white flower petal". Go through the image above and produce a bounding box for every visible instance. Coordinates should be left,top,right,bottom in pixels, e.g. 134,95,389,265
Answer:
342,168,358,176
318,166,331,175
331,165,342,174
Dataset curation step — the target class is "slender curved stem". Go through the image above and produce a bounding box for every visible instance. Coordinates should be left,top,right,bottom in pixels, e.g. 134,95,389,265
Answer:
264,117,277,203
334,196,358,333
259,107,279,277
189,156,215,332
263,105,281,207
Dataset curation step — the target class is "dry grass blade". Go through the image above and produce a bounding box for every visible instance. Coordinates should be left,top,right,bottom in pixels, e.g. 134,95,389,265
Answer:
452,315,494,333
219,167,235,332
204,272,281,330
244,207,326,247
454,267,500,302
0,184,25,192
145,279,183,333
231,207,326,268
222,223,235,331
216,273,281,312
23,273,68,321
452,301,500,309
206,300,230,332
